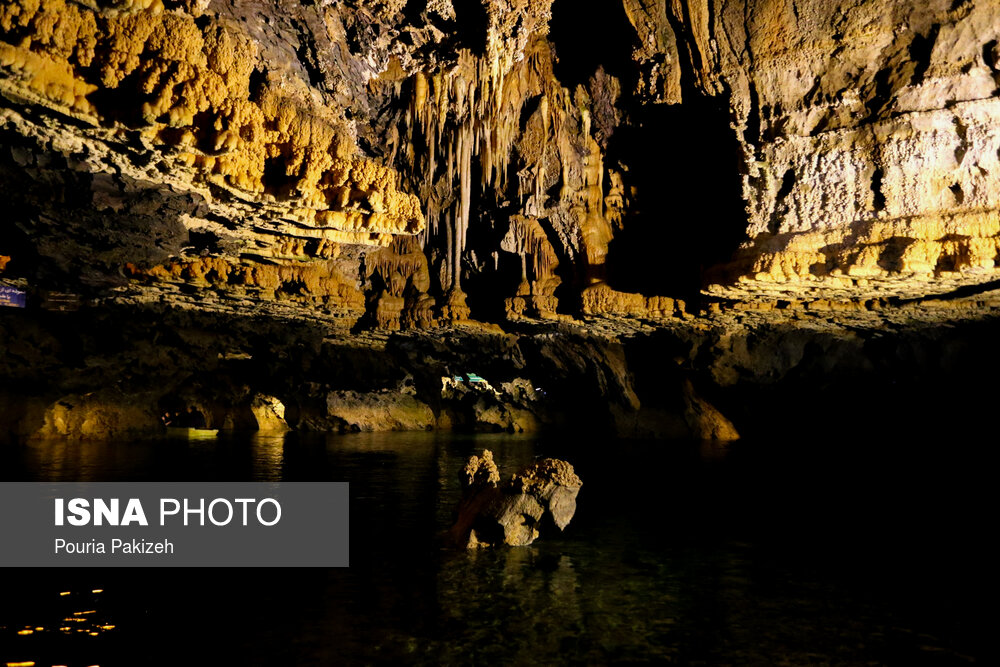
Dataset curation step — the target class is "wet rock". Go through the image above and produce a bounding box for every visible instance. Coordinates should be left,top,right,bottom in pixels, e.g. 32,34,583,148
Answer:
7,391,159,440
439,375,544,433
320,389,435,433
250,394,291,433
448,450,583,549
680,379,740,441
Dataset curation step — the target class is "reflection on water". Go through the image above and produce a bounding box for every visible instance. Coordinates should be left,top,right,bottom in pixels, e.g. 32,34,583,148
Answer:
249,434,286,481
1,587,117,667
0,432,986,665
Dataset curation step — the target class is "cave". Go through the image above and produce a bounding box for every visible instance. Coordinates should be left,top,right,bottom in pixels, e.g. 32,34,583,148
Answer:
0,1,992,664
605,93,748,299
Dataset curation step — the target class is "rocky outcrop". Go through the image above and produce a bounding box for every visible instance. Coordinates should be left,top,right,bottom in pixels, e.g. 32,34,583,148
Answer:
250,394,291,433
5,0,999,318
0,0,423,244
0,0,1000,316
0,390,160,440
438,375,543,433
318,388,436,433
3,1,1000,443
664,0,1000,304
447,450,582,548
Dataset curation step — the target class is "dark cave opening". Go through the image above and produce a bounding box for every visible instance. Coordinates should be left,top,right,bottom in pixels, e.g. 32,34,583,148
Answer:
604,94,749,300
461,183,524,323
451,0,490,56
262,155,297,198
186,230,221,256
464,247,524,322
549,0,639,89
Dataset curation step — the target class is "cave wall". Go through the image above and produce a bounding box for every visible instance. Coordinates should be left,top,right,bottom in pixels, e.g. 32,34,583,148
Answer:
4,0,999,315
2,1,1000,439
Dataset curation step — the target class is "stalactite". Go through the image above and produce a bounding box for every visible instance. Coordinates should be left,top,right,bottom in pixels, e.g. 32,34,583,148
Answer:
371,2,628,323
455,122,473,292
396,38,573,317
501,215,561,319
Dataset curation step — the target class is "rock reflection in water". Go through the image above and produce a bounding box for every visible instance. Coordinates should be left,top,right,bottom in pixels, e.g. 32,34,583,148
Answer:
249,434,285,481
0,432,986,665
438,548,583,662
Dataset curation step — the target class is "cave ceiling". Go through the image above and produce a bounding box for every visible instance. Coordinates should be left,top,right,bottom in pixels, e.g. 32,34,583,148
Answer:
2,0,1000,332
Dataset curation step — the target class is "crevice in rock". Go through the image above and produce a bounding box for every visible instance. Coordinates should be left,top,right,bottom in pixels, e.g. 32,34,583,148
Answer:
604,94,747,300
249,67,269,103
185,230,222,257
770,167,797,234
896,277,1000,303
877,237,916,272
865,67,896,122
954,117,969,165
984,39,999,70
549,0,638,90
871,167,886,212
950,182,965,205
908,24,940,86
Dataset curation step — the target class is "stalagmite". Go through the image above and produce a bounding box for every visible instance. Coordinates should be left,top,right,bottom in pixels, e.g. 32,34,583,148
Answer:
501,216,561,319
448,450,582,549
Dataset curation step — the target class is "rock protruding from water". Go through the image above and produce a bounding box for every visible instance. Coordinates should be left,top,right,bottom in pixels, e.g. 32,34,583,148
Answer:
448,450,582,549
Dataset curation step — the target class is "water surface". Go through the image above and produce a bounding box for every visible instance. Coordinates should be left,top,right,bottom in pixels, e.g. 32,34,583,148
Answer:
0,432,986,665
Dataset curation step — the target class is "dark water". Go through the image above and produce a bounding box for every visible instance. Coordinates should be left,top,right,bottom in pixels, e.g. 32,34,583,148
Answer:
0,433,987,665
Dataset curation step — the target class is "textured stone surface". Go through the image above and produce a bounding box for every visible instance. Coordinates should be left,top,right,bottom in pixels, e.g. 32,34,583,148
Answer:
677,0,1000,302
250,393,291,432
321,388,436,432
5,0,1000,317
448,449,582,548
3,1,1000,440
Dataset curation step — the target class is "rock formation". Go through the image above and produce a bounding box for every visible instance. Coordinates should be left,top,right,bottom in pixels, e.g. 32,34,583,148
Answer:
448,449,582,548
2,1,1000,440
250,393,291,433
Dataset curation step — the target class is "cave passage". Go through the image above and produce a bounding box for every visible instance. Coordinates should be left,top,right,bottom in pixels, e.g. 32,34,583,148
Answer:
605,95,749,299
549,0,639,89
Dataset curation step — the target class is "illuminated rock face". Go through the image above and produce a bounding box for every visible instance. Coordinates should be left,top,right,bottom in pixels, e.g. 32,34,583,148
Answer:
3,1,1000,439
5,0,998,319
448,450,582,548
0,0,424,262
664,0,1000,302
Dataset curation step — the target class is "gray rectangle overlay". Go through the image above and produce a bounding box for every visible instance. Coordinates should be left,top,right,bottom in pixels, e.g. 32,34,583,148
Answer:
0,483,349,567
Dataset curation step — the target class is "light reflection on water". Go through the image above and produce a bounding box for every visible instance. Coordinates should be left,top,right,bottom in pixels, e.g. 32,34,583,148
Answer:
0,432,986,665
249,434,286,481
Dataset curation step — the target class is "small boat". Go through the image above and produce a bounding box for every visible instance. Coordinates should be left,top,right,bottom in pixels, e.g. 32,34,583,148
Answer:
166,427,219,439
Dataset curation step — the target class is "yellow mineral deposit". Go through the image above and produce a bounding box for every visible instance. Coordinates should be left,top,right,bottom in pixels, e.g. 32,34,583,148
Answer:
503,216,561,318
707,209,1000,302
391,32,661,320
127,258,365,312
365,236,436,328
0,0,423,239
